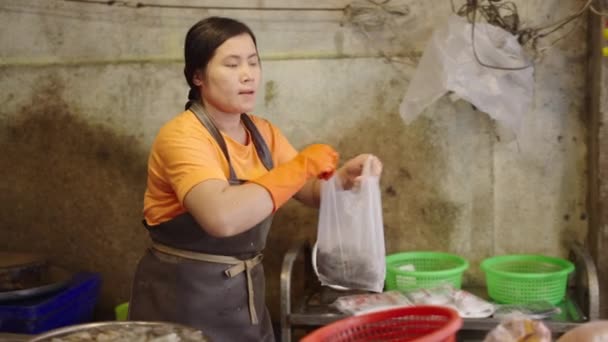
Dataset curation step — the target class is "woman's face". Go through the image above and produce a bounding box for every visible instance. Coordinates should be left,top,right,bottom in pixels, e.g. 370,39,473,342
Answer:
197,33,261,115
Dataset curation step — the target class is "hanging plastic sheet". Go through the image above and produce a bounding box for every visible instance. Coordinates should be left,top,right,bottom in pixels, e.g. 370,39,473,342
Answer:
399,15,533,140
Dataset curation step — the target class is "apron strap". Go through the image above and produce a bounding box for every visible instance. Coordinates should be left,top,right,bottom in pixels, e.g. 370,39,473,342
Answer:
189,101,238,181
152,242,263,325
241,114,274,171
189,102,275,181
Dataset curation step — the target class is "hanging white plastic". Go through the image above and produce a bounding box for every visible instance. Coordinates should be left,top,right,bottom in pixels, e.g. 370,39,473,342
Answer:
399,15,534,140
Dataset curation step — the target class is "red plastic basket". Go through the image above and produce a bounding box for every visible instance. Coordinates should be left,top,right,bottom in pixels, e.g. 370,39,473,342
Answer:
301,305,462,342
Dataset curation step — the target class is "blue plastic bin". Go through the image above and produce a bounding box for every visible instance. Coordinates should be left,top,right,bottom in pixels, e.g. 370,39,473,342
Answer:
0,272,101,334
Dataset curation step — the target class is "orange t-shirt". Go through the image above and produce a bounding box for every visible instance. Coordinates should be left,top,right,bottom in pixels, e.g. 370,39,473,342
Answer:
143,110,298,225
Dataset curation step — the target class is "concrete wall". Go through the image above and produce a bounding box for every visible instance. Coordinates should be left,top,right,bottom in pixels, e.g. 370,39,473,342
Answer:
0,0,588,322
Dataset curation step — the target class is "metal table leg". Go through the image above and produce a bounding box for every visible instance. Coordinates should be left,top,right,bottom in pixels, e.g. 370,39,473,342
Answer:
280,242,308,342
569,242,600,320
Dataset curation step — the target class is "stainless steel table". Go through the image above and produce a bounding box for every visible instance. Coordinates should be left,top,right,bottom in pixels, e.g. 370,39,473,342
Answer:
280,242,599,342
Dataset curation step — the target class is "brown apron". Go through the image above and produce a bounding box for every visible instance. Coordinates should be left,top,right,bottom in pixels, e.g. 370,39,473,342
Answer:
129,102,276,342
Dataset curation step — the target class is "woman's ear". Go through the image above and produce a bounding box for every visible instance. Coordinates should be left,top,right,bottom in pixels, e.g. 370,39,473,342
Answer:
192,69,205,87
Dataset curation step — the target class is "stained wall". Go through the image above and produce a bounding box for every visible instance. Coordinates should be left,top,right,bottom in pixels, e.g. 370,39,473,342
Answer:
0,0,588,321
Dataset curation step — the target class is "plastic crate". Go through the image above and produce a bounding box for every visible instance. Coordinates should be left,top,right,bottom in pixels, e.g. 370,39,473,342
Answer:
0,272,101,334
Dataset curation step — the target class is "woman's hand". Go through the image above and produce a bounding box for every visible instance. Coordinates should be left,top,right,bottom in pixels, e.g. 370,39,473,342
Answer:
337,154,383,190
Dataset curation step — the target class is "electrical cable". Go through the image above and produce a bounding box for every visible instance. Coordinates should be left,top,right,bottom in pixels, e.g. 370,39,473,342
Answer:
590,3,608,16
23,0,608,71
453,0,607,70
63,0,345,12
468,0,532,70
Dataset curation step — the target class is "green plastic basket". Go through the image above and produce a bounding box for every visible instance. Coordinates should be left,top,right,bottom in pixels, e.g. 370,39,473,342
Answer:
385,252,469,291
481,255,575,305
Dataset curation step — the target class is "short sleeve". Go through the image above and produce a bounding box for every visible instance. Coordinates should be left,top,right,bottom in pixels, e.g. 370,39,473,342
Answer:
152,121,227,205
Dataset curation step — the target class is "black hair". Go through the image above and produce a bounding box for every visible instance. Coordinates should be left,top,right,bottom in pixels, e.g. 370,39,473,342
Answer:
183,17,258,109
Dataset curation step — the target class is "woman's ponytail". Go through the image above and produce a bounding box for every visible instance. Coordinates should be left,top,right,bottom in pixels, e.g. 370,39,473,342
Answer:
185,87,198,109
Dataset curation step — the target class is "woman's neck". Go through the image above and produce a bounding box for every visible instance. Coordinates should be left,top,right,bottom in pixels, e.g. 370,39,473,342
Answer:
201,100,248,144
201,103,239,130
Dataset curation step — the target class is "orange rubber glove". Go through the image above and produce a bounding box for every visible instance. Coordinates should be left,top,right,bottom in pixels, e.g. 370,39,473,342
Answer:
249,144,339,211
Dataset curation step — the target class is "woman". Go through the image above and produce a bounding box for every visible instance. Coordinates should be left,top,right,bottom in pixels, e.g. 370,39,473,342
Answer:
129,16,383,341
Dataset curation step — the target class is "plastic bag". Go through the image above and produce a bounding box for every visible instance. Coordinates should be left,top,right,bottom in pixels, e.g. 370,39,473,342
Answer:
404,284,495,318
316,156,386,292
493,301,561,320
399,15,533,141
332,291,412,316
483,315,551,342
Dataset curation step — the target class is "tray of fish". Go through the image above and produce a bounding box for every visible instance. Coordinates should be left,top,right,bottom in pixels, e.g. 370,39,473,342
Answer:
29,321,210,342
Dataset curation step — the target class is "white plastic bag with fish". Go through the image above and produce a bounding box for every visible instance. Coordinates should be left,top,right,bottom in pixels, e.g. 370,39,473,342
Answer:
316,157,386,292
